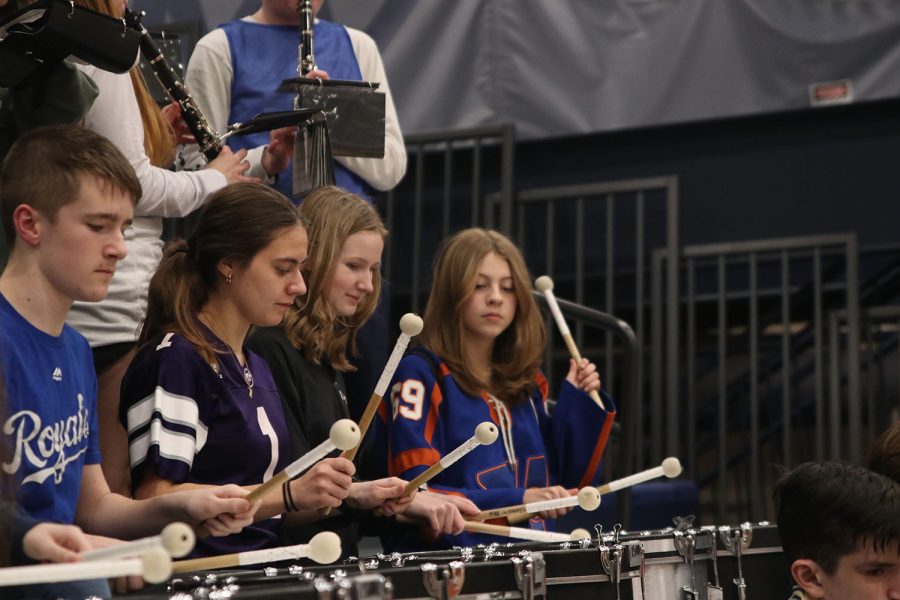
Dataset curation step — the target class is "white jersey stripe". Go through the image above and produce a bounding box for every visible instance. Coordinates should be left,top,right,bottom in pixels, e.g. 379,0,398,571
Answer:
128,420,198,469
126,387,202,434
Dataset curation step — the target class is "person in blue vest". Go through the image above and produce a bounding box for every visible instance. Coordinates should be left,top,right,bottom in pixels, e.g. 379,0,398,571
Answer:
185,0,407,428
184,0,407,200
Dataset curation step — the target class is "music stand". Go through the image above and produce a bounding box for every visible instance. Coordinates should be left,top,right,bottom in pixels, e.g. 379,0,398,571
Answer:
277,77,385,159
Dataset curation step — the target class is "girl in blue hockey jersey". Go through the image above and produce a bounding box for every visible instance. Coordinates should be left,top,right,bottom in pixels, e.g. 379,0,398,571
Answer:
120,184,357,558
380,228,617,548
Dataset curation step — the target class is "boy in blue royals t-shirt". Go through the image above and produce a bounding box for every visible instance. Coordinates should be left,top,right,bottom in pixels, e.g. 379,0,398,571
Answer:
0,125,258,598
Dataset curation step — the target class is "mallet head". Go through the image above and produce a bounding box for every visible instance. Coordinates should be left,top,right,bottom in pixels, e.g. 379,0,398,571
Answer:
576,487,602,511
307,531,342,564
570,528,592,541
474,422,499,445
662,457,683,478
534,276,554,293
330,419,361,451
399,313,424,336
160,522,195,558
141,547,173,584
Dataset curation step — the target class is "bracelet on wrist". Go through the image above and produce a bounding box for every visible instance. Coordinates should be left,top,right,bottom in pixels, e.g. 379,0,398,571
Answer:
282,480,299,513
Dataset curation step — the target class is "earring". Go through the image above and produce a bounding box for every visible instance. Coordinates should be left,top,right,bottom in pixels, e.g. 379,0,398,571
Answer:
226,273,233,284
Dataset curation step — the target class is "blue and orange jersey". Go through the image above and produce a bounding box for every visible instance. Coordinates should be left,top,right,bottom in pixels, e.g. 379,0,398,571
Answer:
376,347,616,548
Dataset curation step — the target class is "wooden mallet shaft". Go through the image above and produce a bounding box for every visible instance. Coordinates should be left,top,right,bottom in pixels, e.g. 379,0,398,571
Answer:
534,276,606,411
341,313,423,464
321,315,422,517
402,422,499,496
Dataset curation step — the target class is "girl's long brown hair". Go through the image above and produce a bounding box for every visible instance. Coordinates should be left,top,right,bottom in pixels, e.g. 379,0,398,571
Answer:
139,183,304,364
76,0,176,167
282,186,387,371
419,228,546,404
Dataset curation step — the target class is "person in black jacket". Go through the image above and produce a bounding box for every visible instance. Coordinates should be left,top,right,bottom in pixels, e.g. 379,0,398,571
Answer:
248,186,478,558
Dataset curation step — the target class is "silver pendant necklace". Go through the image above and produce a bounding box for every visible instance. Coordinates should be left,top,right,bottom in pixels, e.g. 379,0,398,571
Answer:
240,359,254,398
211,353,254,398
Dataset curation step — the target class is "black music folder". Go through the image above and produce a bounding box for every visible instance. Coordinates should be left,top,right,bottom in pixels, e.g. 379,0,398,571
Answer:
0,0,140,88
277,77,385,159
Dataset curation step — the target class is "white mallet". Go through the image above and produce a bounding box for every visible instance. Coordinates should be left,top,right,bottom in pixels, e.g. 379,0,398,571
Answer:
343,313,423,463
0,547,171,587
463,521,592,543
246,419,360,505
534,275,606,411
507,458,681,524
473,486,601,521
171,531,341,573
595,457,682,496
81,522,195,561
319,315,424,517
402,422,498,496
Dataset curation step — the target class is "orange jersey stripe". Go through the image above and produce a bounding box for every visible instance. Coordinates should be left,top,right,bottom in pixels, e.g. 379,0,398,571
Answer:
423,376,444,444
391,447,442,477
579,409,616,489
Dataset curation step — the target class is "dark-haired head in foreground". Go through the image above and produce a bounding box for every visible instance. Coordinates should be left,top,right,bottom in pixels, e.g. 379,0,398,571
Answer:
774,461,900,599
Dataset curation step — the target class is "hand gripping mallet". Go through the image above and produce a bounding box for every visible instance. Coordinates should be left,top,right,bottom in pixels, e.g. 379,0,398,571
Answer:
401,422,499,496
245,419,360,505
534,275,606,411
321,314,423,516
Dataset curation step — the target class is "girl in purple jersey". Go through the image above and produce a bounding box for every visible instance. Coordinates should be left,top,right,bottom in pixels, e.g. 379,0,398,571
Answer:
120,183,356,557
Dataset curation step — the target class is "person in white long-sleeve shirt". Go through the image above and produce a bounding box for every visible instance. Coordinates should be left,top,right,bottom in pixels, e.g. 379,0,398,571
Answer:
64,0,283,497
184,0,407,199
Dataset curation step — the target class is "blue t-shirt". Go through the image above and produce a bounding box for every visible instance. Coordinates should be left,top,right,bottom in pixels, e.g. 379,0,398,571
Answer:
0,294,101,525
120,329,291,558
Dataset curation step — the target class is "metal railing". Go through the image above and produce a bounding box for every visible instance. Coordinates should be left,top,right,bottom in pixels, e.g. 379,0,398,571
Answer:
829,304,900,454
509,178,679,475
376,124,515,315
651,233,860,522
533,290,638,461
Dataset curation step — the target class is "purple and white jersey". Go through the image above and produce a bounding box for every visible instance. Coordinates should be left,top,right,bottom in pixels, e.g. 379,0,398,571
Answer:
120,331,290,557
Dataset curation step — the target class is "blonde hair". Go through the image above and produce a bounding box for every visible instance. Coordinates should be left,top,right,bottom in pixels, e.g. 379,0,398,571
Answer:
76,0,175,167
283,186,387,371
420,228,546,404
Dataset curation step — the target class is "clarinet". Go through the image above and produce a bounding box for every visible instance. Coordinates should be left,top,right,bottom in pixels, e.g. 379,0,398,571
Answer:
124,9,223,162
298,0,316,76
